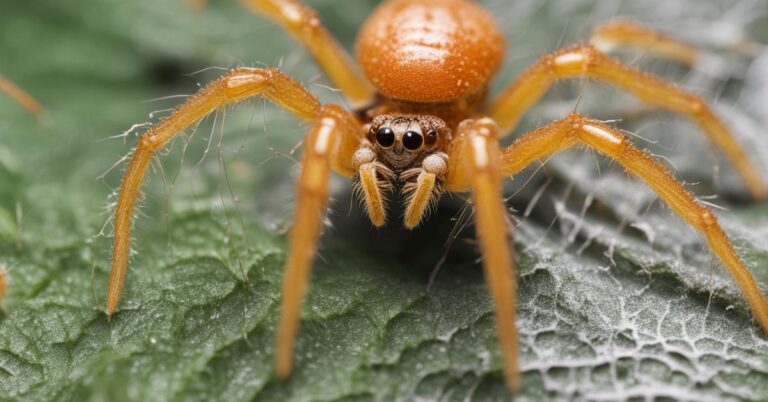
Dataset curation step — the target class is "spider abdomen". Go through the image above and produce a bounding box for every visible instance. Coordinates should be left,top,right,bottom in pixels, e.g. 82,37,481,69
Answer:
356,0,505,103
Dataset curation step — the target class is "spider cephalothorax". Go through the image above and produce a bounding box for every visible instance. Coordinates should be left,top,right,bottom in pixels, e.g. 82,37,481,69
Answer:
104,0,768,393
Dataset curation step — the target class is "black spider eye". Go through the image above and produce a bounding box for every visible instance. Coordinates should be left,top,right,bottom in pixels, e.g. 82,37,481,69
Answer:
425,129,437,145
402,131,423,150
375,127,395,147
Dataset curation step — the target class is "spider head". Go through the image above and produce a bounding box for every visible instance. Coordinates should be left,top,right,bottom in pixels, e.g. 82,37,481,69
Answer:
366,114,450,172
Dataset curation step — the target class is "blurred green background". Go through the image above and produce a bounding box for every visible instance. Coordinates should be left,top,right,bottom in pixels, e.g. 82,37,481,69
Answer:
1,0,768,401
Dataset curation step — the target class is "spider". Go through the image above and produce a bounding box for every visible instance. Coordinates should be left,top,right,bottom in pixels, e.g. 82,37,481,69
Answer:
104,0,768,391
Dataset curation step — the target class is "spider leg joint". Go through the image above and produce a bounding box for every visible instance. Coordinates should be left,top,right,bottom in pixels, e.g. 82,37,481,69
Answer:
224,68,271,99
275,1,320,32
139,134,161,151
549,44,602,76
466,117,499,138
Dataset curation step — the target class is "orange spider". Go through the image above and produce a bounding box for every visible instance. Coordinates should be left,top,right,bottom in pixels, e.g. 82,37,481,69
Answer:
105,0,768,392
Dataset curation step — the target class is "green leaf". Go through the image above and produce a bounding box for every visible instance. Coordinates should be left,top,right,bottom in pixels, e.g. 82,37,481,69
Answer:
1,0,767,401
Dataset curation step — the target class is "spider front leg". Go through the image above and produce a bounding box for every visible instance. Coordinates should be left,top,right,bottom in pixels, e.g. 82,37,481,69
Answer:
106,67,322,316
446,119,520,391
501,113,768,333
240,0,375,107
275,104,363,376
485,44,766,199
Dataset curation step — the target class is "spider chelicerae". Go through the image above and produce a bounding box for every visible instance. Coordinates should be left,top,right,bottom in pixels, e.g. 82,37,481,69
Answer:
90,0,768,392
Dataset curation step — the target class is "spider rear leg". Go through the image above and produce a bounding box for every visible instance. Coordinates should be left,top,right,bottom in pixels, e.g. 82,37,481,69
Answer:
590,19,698,66
106,67,322,316
446,119,520,391
501,113,768,333
0,73,43,119
241,0,375,107
485,44,766,199
275,104,363,376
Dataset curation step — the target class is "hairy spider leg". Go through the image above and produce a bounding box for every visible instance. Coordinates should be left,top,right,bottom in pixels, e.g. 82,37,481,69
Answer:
590,19,698,66
241,0,375,107
275,104,363,376
445,119,520,391
0,73,43,119
501,113,768,333
485,44,766,199
106,67,322,316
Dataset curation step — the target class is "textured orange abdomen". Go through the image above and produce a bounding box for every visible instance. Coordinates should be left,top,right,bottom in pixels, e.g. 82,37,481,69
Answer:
356,0,505,103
